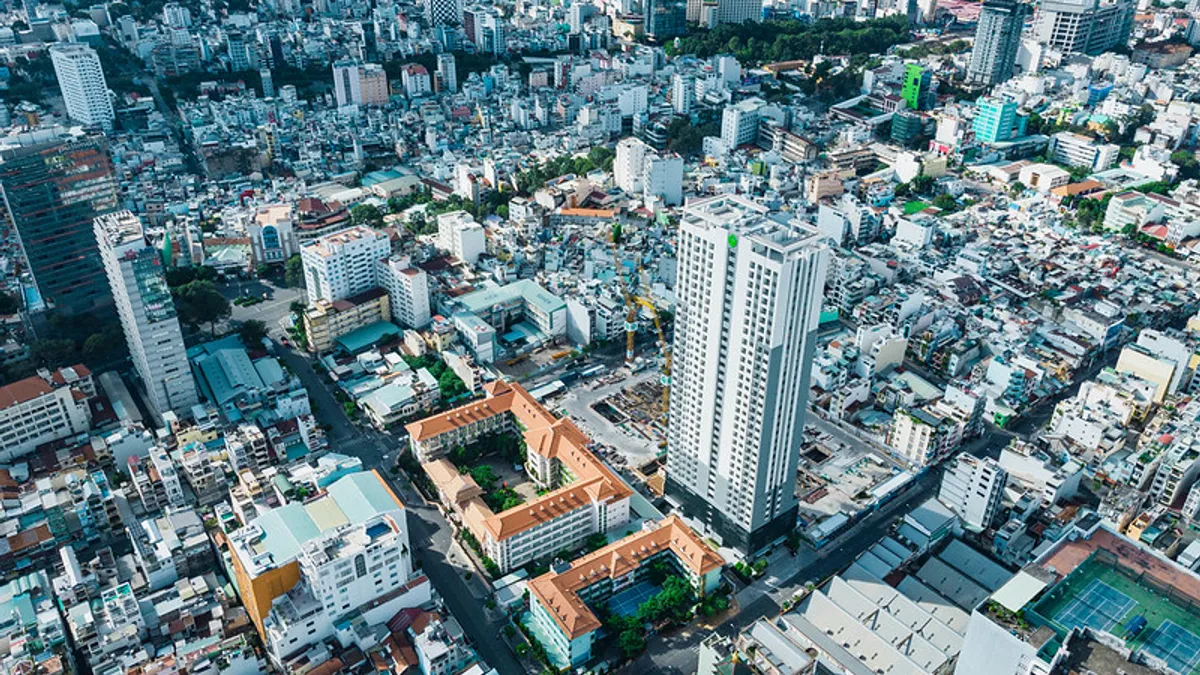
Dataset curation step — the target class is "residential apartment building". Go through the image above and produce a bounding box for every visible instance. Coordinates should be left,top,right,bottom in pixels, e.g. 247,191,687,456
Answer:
50,43,114,130
939,454,1008,530
527,516,722,667
1048,131,1120,171
888,407,960,466
226,470,431,667
0,366,93,462
1033,0,1135,55
967,0,1030,86
332,60,389,107
720,97,766,150
96,211,198,422
303,287,391,353
436,210,486,264
973,97,1018,144
410,380,633,573
665,195,829,554
301,226,391,303
378,256,432,329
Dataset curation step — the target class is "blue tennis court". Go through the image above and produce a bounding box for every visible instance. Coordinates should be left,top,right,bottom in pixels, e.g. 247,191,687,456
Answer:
1054,580,1135,633
1143,620,1200,674
608,580,661,617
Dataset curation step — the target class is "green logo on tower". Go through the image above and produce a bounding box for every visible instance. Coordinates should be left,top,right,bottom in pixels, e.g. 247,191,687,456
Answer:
728,234,738,248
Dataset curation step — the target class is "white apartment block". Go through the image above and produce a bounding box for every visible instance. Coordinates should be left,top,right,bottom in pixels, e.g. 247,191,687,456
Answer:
436,210,486,264
721,97,766,151
889,407,961,466
378,255,432,328
1047,132,1119,171
614,137,684,206
96,211,198,422
301,226,391,303
332,61,389,107
50,43,114,130
665,195,828,554
939,454,1007,531
644,153,684,206
614,136,648,194
0,366,93,462
1033,0,1135,55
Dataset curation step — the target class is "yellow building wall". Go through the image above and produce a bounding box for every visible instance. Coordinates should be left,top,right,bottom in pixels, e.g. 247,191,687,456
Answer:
1116,348,1176,404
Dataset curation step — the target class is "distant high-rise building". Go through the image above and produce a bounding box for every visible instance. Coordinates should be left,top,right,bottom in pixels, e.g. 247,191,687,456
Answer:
645,0,687,39
900,63,933,111
260,67,274,97
615,136,649,194
0,130,118,315
672,73,695,115
715,0,761,24
666,195,829,554
95,211,198,423
162,2,192,28
424,0,462,26
436,52,457,93
1034,0,1135,55
50,43,114,130
332,61,389,107
226,30,250,71
720,97,765,151
967,0,1030,86
973,96,1018,144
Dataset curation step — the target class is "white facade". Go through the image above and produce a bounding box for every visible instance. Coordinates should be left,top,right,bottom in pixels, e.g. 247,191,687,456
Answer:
301,226,391,303
721,98,765,150
402,64,432,97
51,43,114,130
96,211,198,422
666,195,828,554
436,211,486,264
1048,131,1120,171
0,368,92,462
436,53,457,93
939,454,1007,531
614,137,648,194
673,73,695,115
644,154,684,206
378,255,432,328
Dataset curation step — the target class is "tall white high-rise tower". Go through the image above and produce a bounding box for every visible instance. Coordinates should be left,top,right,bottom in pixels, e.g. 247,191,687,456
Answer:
666,195,829,554
50,43,114,130
95,211,198,422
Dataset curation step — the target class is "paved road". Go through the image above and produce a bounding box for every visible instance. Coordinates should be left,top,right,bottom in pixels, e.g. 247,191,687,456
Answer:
273,339,524,672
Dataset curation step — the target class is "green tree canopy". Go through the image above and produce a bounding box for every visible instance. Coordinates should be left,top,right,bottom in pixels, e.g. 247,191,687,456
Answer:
351,203,385,228
174,280,231,334
284,255,305,288
238,319,269,347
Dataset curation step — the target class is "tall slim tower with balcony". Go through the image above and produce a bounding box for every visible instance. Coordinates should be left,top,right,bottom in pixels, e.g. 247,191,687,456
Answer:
967,0,1030,86
50,43,114,130
95,211,198,423
665,195,829,554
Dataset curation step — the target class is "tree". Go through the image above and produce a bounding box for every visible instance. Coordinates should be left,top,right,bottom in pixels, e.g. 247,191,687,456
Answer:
1009,181,1027,196
284,255,305,288
0,292,19,315
911,174,935,195
1172,150,1200,181
469,465,498,490
351,203,384,228
438,368,466,398
618,629,646,656
29,339,77,368
174,280,231,335
931,193,959,212
239,319,269,347
894,181,911,198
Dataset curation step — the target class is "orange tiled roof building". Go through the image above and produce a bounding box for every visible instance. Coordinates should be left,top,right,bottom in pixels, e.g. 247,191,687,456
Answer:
409,380,633,573
526,515,724,667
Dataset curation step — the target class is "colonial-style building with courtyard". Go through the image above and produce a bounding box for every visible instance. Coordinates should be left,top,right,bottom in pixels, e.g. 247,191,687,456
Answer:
408,380,633,573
